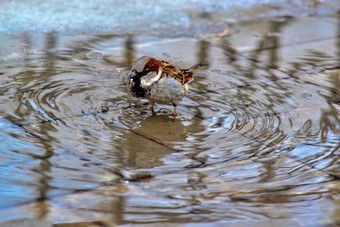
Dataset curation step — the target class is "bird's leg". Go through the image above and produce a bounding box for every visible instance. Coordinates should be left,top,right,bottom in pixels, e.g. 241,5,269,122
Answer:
150,102,155,113
173,104,177,120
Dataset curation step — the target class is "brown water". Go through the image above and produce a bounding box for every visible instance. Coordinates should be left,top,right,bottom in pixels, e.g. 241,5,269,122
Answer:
0,6,340,227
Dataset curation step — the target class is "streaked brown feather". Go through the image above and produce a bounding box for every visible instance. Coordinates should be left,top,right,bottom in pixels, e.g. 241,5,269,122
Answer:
160,60,206,85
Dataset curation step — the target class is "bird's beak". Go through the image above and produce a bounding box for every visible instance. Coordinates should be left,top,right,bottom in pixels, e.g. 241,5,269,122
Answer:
130,70,137,78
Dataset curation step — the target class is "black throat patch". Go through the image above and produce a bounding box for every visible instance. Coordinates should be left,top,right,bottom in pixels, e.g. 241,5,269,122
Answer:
129,70,151,98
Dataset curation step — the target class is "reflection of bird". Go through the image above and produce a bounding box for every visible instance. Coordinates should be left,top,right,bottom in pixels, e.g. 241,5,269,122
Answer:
127,56,207,119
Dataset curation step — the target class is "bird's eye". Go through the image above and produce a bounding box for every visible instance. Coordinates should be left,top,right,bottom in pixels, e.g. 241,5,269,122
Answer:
142,69,150,74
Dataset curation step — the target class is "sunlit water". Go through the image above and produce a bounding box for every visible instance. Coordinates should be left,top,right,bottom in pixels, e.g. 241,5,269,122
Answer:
0,0,340,225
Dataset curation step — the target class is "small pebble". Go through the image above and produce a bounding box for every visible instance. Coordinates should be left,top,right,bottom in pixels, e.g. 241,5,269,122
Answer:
101,106,109,112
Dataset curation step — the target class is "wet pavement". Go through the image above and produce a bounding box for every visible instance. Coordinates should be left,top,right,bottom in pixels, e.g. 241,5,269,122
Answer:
0,1,340,226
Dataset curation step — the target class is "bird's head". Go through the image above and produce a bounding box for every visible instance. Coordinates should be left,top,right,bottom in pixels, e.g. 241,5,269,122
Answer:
130,56,163,87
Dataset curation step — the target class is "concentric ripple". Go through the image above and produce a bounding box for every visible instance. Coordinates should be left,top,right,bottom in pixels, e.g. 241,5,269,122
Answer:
1,52,128,124
0,33,339,225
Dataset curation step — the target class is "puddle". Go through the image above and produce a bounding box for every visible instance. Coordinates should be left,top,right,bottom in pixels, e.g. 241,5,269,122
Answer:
0,1,340,226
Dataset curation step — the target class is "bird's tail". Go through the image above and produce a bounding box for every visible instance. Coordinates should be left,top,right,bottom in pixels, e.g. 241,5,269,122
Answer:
185,63,208,74
180,63,208,84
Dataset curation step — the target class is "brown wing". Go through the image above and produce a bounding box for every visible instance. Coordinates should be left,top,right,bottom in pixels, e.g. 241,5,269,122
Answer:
160,60,193,85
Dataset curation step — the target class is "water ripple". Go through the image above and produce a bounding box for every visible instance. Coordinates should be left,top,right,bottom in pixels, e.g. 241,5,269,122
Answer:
0,34,339,225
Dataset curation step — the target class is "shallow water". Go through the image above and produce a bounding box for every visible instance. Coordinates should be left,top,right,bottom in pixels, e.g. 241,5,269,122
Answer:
0,1,340,226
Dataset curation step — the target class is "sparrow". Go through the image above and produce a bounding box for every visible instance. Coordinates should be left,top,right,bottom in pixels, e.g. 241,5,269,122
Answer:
127,56,207,119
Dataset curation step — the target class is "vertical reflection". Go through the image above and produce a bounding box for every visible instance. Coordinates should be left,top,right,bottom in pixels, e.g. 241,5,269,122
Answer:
44,32,57,75
124,35,135,69
218,37,241,76
219,38,238,63
31,32,59,221
35,31,58,153
34,158,52,220
267,21,282,68
111,196,124,224
14,33,34,122
197,40,210,65
194,40,211,118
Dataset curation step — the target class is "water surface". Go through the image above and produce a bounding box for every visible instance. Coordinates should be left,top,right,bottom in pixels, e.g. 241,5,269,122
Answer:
0,0,340,226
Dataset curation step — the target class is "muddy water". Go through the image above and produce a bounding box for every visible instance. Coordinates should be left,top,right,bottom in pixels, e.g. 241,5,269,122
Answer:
1,4,340,227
